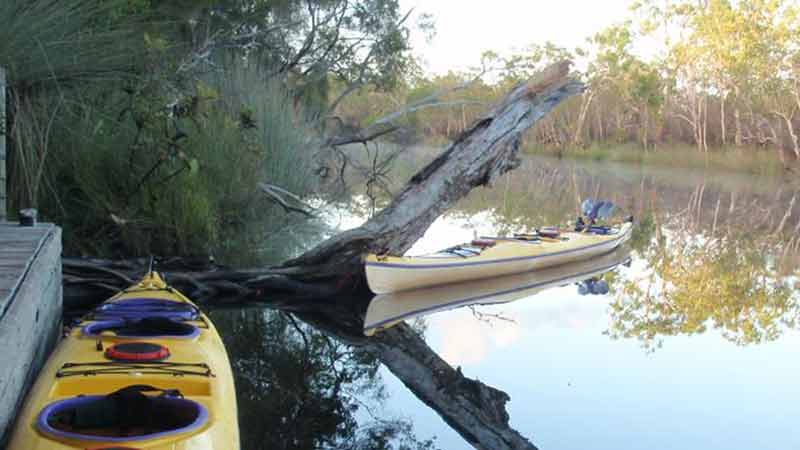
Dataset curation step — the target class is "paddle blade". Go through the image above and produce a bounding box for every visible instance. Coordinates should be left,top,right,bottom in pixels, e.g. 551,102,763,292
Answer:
581,198,594,216
597,202,616,220
590,280,609,295
588,200,606,220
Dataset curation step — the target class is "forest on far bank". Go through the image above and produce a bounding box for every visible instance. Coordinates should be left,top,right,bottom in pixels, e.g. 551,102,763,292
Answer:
337,0,800,166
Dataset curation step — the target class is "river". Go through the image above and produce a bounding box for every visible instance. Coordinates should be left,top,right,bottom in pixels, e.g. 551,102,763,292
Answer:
214,152,800,449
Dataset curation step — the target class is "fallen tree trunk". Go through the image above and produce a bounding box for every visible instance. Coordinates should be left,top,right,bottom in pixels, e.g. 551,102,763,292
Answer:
284,61,583,274
63,61,583,450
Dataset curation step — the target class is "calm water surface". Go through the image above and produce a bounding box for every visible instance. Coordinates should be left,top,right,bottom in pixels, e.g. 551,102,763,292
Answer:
220,154,800,449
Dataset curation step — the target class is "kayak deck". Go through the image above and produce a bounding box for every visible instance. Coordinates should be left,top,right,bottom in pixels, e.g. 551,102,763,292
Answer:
365,221,633,294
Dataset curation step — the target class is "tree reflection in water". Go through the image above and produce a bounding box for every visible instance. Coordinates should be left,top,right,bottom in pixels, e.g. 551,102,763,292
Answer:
607,229,798,350
210,309,437,450
444,156,800,351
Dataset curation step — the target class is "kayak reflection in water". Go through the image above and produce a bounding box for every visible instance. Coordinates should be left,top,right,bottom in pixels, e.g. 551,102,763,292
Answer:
577,277,609,295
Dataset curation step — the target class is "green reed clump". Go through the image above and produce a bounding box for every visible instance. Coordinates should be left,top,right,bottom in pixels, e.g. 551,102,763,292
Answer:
1,1,320,262
0,0,147,89
34,61,317,261
2,0,157,217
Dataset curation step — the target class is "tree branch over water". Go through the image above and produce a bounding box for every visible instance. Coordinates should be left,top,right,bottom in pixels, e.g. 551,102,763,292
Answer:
286,61,583,274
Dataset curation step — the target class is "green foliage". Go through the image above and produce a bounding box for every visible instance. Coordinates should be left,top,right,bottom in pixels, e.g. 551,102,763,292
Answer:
2,0,423,260
31,61,317,261
192,0,417,101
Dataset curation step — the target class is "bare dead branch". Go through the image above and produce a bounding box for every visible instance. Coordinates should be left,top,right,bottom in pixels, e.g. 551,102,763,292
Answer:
258,182,314,216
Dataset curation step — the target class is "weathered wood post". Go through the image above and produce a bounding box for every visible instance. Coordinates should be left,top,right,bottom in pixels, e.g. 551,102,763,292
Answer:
0,66,6,222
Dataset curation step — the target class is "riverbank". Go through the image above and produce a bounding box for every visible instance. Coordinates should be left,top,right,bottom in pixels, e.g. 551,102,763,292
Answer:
524,142,795,177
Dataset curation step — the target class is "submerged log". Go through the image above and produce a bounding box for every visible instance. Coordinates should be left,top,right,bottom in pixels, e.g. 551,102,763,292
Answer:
63,61,583,450
370,325,538,450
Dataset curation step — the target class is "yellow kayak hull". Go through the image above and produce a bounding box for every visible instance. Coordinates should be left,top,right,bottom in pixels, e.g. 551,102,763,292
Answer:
365,221,633,294
5,272,239,450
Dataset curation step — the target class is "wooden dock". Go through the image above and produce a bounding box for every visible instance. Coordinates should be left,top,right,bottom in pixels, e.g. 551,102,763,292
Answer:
0,222,62,445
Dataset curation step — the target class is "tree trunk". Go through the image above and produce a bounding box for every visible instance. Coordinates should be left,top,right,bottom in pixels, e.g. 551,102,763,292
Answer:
776,111,799,159
446,114,452,137
766,118,781,159
62,61,584,450
702,94,708,152
734,107,743,146
694,106,703,153
720,91,726,146
573,90,594,148
594,100,604,141
734,86,743,146
461,104,467,133
641,103,649,151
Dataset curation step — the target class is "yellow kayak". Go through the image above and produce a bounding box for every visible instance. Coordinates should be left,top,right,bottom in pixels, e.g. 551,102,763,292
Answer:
365,220,633,294
6,271,239,450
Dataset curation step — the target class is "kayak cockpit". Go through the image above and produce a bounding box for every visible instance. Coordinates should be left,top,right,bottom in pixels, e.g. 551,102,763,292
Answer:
82,317,200,339
37,385,207,442
93,298,200,321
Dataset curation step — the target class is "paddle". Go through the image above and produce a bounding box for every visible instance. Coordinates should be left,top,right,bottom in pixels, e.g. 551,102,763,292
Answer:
597,202,616,220
581,198,594,217
588,200,606,221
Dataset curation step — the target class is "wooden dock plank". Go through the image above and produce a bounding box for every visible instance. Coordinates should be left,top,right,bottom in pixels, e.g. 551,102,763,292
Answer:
0,224,53,319
0,223,62,444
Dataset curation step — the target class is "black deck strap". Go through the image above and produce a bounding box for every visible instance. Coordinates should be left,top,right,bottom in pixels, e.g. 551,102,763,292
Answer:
56,361,213,378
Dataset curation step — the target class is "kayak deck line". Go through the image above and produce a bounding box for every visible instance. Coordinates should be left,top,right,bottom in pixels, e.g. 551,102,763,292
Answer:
56,360,214,378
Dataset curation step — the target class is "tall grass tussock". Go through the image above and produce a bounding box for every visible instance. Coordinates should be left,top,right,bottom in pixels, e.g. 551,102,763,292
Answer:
1,0,319,261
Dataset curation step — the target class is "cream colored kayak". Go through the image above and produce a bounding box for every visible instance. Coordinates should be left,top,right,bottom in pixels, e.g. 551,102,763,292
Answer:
365,220,633,294
364,246,631,335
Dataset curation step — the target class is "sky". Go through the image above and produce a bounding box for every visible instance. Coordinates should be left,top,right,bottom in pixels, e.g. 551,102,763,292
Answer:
401,0,643,75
